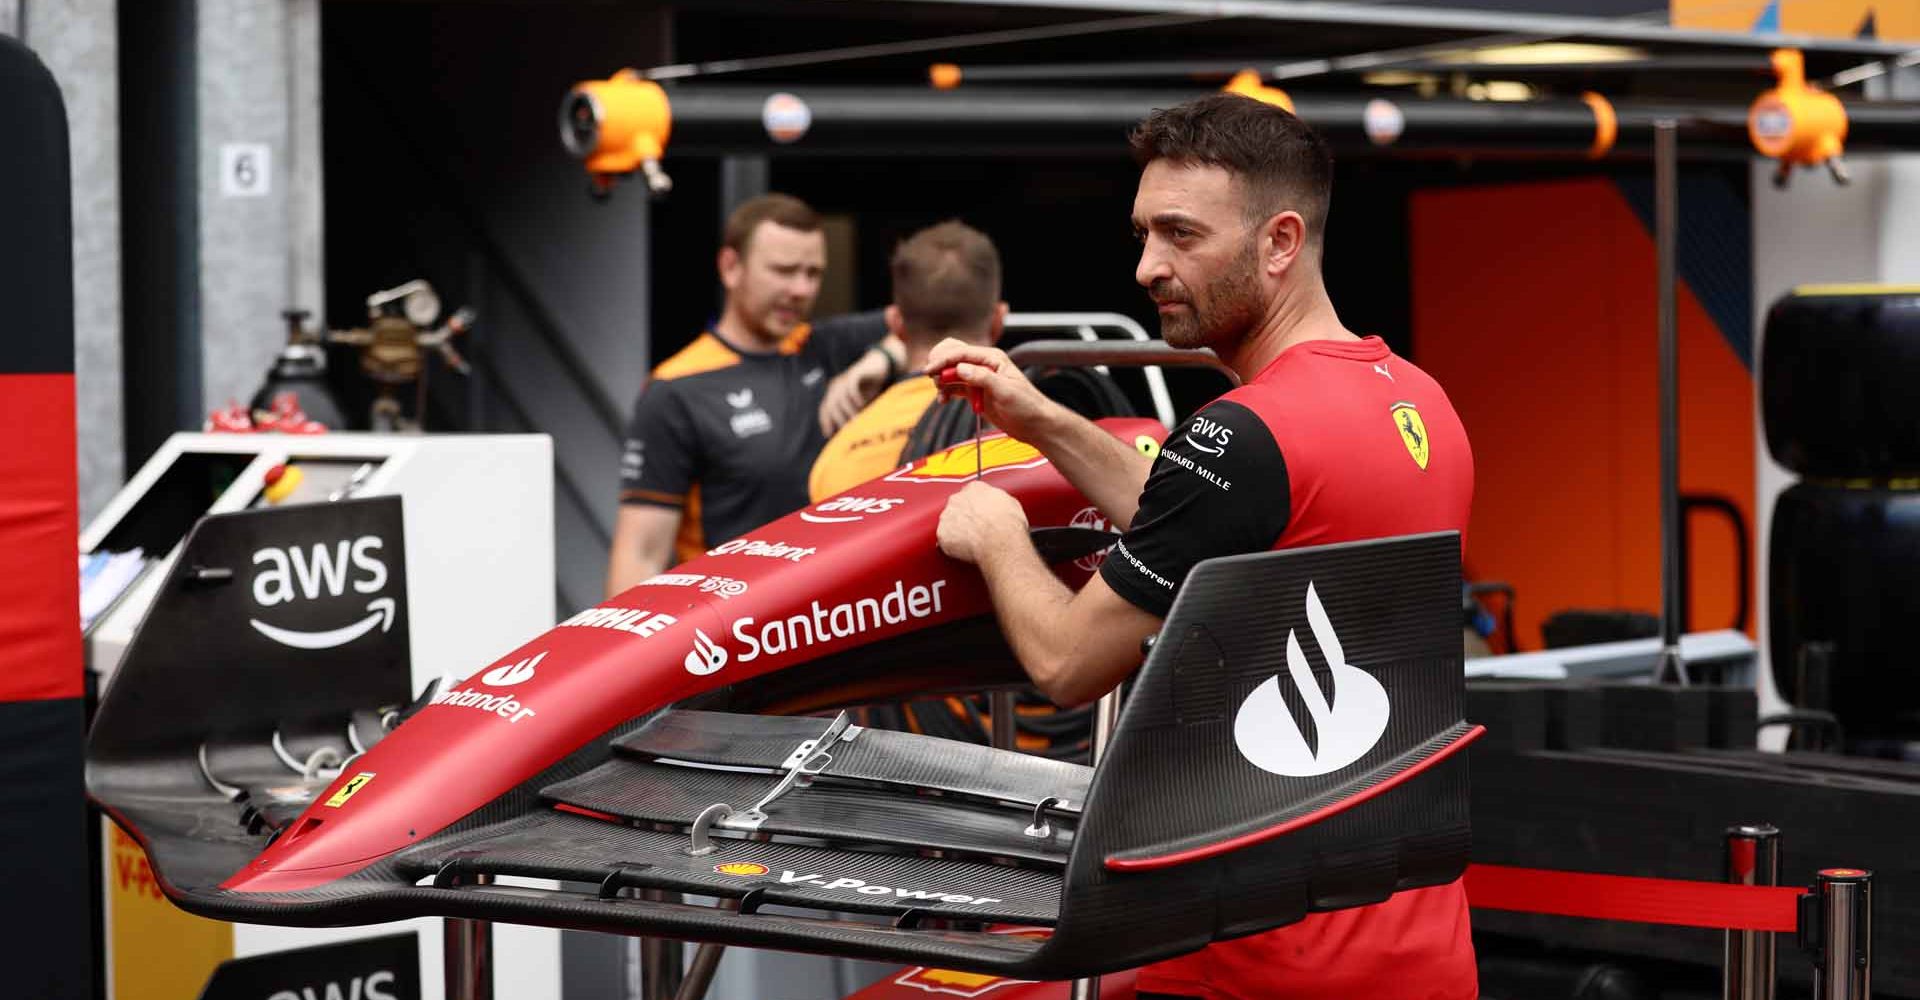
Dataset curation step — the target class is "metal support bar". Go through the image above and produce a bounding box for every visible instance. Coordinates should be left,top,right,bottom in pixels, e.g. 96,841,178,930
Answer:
674,941,727,1000
1008,338,1240,387
643,927,685,1000
991,691,1017,750
1653,119,1688,686
1003,313,1187,428
445,875,494,1000
651,85,1920,160
1810,869,1873,1000
1069,688,1127,1000
1724,824,1780,1000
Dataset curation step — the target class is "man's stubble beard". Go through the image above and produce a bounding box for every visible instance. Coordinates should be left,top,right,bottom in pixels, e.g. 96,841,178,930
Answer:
1158,237,1263,352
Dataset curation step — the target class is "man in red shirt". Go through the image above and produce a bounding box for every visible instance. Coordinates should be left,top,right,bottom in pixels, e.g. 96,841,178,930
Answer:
929,94,1476,999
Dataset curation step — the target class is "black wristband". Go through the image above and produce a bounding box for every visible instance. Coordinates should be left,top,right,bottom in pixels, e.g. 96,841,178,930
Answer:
873,344,901,386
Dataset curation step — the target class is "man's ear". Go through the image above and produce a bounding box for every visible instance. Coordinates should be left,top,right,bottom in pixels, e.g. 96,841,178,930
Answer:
987,302,1009,345
1261,210,1308,277
717,246,742,291
884,304,906,338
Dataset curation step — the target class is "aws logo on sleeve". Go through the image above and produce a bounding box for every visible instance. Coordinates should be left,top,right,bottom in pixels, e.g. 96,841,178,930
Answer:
249,536,395,650
1183,415,1234,456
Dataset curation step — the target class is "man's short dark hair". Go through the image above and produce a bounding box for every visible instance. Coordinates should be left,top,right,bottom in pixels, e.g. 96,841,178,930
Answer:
1128,93,1334,247
723,193,822,258
890,220,1002,338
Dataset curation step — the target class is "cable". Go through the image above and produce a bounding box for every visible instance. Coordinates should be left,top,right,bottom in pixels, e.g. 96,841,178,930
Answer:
643,11,1221,81
1828,48,1920,89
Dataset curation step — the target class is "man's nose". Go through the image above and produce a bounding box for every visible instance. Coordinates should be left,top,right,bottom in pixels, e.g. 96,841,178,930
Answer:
1135,243,1170,289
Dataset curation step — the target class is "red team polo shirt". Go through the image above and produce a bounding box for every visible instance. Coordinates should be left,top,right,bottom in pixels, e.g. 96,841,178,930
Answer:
1098,335,1476,1000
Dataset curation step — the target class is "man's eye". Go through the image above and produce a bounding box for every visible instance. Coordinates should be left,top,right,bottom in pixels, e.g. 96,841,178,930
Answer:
1132,228,1148,244
1172,227,1194,240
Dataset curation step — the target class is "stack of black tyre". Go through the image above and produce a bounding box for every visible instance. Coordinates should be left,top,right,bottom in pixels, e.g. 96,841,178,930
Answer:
1763,286,1920,744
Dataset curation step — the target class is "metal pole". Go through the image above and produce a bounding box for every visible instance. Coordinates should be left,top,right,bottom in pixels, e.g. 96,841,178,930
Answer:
991,691,1018,749
1724,825,1780,1000
643,933,685,1000
1813,868,1873,1000
444,876,494,1000
1091,692,1122,758
1653,118,1688,685
674,942,726,1000
1069,689,1126,1000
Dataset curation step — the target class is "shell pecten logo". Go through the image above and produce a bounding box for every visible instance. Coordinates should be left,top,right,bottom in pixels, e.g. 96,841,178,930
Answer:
713,862,770,877
886,436,1047,483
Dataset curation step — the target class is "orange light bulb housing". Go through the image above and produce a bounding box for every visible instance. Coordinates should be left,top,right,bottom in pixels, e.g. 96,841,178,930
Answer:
560,70,673,178
1749,49,1847,168
1223,69,1296,114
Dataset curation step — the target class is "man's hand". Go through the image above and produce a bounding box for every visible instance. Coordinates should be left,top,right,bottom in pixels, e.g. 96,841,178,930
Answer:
818,347,892,437
926,339,1058,444
937,481,1029,565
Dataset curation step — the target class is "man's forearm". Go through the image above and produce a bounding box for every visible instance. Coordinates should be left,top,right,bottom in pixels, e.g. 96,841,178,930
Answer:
1026,401,1155,530
975,534,1081,702
606,548,664,598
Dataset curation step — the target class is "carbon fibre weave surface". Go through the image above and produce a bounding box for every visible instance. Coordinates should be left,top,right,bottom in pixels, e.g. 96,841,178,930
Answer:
543,756,1073,864
1043,532,1473,970
396,810,1062,924
619,710,1091,812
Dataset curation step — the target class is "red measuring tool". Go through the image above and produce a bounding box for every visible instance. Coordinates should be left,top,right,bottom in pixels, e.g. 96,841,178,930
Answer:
939,366,984,480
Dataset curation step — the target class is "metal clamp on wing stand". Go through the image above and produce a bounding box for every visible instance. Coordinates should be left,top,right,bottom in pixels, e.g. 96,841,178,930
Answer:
685,711,859,850
92,532,1480,983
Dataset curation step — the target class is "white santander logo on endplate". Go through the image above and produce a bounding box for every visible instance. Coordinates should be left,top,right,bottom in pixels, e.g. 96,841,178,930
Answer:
1233,582,1391,777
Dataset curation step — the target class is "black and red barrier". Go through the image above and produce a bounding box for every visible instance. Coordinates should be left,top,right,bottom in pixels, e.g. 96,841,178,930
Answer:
0,33,89,1000
1466,836,1874,1000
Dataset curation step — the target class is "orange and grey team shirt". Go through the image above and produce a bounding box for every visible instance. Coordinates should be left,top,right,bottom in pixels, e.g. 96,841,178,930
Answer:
807,375,940,503
620,312,888,566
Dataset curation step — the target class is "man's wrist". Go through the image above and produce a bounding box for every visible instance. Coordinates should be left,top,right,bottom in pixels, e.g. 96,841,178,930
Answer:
1024,397,1078,451
977,523,1035,574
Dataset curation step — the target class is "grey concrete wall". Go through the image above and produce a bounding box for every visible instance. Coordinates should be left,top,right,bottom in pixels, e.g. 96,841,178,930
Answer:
8,0,124,523
197,0,321,411
321,3,664,613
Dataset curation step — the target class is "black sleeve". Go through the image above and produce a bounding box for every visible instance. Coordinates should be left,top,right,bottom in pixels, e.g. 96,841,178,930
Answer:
618,380,700,508
807,309,890,376
1099,400,1291,618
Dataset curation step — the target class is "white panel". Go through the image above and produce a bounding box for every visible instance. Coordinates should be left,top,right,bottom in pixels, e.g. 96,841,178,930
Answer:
85,432,561,1000
1749,155,1920,746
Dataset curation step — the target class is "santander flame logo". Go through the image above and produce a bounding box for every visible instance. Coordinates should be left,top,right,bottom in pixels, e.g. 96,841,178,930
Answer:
481,650,544,687
1233,582,1391,777
684,629,729,676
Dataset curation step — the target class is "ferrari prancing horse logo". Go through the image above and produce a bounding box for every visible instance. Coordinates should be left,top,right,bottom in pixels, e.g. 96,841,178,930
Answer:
1391,402,1429,470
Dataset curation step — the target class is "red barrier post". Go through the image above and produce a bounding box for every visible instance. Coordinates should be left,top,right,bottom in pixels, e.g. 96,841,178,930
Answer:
1805,868,1872,1000
1723,824,1780,1000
